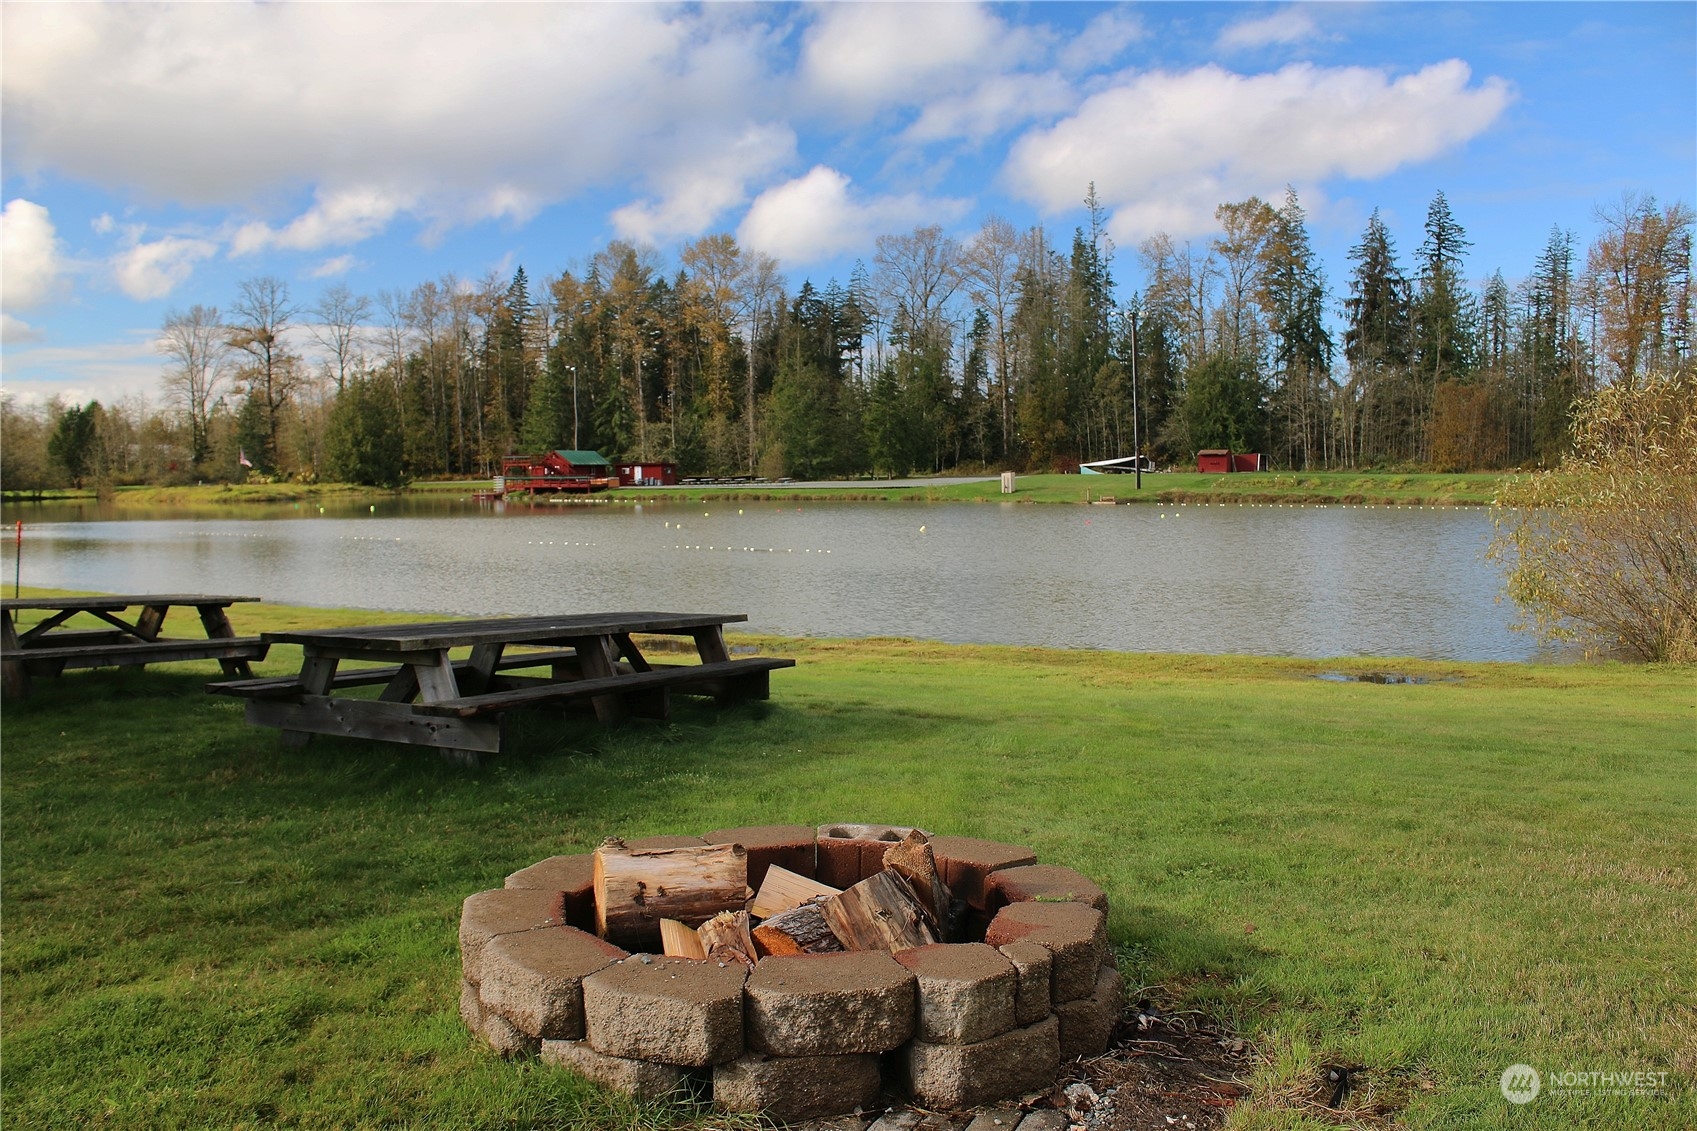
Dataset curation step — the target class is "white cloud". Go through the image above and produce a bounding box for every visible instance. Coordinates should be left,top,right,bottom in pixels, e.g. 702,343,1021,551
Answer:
1,198,68,311
612,123,796,246
1060,10,1147,72
800,3,1034,118
2,312,43,345
1,4,782,240
229,187,413,255
1217,8,1323,52
0,332,168,406
902,74,1077,145
92,213,116,235
1006,60,1514,241
309,255,360,280
111,236,219,301
738,166,968,265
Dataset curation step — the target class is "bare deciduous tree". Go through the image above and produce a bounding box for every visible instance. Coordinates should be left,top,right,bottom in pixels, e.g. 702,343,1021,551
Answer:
874,224,962,344
227,276,302,467
158,304,229,467
309,283,372,393
961,215,1022,451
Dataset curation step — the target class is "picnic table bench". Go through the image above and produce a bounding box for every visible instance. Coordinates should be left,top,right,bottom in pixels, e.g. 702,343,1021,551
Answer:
2,594,267,700
207,612,793,762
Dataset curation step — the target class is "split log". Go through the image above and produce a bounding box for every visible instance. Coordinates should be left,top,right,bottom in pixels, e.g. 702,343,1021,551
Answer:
820,868,939,953
659,918,707,960
882,830,952,937
749,864,840,919
697,909,759,970
593,837,750,947
751,897,844,957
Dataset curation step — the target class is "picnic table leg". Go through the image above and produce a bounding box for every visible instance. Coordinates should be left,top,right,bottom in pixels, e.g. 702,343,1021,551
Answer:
459,643,505,695
197,603,255,679
281,652,341,747
574,635,627,723
136,604,169,642
2,610,29,701
612,633,652,672
691,625,731,664
377,665,421,703
412,652,462,703
412,651,482,767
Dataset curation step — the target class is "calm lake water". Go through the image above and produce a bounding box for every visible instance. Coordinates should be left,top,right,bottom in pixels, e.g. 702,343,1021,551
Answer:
0,498,1540,662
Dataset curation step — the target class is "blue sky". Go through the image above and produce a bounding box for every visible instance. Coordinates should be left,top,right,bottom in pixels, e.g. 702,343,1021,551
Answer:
2,2,1692,407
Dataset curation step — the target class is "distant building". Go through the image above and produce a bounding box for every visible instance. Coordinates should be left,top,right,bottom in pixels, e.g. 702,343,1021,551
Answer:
1196,450,1267,473
616,461,679,487
498,450,618,496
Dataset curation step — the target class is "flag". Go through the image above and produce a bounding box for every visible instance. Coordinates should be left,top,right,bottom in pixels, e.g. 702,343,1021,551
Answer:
239,449,253,469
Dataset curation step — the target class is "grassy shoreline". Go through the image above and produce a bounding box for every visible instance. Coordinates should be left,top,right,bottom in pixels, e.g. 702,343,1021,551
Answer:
3,594,1690,1128
3,470,1512,514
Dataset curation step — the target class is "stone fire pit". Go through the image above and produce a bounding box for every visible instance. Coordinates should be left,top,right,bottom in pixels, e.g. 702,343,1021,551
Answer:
458,824,1121,1121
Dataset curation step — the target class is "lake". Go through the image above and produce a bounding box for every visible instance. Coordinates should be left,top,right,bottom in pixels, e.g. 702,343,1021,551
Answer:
0,498,1541,662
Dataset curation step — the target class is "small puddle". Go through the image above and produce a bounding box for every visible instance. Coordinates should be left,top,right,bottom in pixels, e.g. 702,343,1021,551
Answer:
1316,671,1428,684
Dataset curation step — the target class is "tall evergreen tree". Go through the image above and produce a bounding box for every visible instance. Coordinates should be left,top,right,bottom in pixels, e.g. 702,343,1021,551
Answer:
1259,188,1333,467
1411,192,1480,460
47,401,103,488
325,375,406,487
1343,210,1414,465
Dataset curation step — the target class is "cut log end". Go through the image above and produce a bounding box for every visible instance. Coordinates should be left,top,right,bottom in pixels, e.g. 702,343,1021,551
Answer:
660,918,707,960
751,896,844,957
882,829,952,937
820,869,939,953
749,864,841,919
698,909,759,971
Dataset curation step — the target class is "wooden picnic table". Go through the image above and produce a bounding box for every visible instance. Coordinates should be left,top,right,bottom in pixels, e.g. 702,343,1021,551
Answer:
2,594,268,700
207,611,793,762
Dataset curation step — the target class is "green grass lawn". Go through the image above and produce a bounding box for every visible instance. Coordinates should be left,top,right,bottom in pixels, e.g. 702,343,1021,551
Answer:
9,470,1510,515
2,597,1691,1129
615,471,1508,507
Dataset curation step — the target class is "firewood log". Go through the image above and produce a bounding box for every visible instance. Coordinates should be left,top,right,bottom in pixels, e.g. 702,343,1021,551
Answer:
659,918,707,960
593,837,750,947
882,830,952,937
751,897,844,957
820,868,939,953
696,909,759,970
748,864,840,919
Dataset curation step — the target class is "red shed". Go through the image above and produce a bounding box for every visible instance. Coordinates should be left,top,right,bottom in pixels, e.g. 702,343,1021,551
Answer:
498,450,618,496
616,461,679,487
1196,450,1269,473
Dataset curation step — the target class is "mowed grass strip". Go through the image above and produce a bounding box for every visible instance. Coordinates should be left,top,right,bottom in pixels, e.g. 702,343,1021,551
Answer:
613,470,1509,507
2,595,1691,1129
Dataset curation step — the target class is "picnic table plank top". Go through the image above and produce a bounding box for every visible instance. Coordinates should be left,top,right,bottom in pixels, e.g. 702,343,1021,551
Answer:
263,612,747,652
2,595,260,611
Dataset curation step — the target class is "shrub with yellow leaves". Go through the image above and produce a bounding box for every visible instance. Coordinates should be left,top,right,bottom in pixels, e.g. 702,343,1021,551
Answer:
1489,371,1696,662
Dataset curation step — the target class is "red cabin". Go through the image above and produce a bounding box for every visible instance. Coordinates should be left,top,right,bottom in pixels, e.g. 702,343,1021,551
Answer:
1196,450,1268,473
498,450,618,496
615,461,679,487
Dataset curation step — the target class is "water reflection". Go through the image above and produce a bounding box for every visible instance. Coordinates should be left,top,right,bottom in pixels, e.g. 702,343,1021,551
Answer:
2,500,1539,661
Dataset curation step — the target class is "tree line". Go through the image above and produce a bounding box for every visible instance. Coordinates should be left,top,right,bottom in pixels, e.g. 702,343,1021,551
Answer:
3,188,1690,491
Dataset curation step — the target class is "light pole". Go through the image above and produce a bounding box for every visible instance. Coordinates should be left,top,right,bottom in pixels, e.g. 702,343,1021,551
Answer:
1130,308,1141,491
565,364,579,449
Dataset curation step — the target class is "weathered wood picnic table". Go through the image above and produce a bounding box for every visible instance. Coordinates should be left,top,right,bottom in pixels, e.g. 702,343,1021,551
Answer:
1,594,268,700
207,611,793,760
